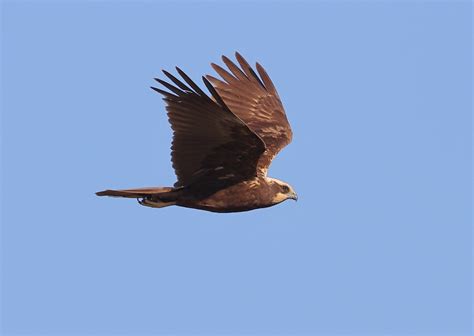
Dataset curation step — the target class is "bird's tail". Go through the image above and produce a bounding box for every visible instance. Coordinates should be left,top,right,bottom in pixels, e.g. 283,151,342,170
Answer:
96,187,174,198
96,187,178,208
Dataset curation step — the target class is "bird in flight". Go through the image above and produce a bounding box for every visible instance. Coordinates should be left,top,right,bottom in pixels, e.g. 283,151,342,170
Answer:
96,52,297,212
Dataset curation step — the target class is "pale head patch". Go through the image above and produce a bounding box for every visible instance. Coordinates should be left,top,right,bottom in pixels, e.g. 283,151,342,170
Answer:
272,192,289,204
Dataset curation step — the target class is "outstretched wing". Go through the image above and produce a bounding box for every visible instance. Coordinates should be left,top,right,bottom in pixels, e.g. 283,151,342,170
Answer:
206,52,292,176
152,67,265,195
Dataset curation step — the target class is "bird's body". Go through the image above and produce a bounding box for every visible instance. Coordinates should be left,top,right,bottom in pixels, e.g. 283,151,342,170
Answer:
96,53,297,213
131,177,295,213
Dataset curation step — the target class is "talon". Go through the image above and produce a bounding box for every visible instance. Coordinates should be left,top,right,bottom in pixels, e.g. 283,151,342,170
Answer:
137,197,174,208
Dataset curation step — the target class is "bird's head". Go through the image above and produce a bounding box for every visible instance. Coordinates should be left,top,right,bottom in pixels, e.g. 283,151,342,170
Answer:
266,177,298,204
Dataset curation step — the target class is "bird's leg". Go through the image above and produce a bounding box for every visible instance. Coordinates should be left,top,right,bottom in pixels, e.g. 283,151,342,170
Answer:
137,196,173,208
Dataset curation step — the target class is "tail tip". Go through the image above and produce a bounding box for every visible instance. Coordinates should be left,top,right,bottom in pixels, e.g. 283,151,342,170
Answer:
96,190,110,196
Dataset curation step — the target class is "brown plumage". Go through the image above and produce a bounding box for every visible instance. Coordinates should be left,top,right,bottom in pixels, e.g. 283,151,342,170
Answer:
96,52,297,212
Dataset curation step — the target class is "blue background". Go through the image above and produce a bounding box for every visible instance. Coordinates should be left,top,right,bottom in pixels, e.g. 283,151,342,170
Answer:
1,1,471,335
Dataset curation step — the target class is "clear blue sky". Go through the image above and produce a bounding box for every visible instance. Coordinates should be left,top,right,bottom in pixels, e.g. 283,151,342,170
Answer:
1,1,471,335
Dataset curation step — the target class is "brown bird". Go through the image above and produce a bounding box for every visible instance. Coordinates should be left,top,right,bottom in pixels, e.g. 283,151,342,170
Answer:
96,52,297,212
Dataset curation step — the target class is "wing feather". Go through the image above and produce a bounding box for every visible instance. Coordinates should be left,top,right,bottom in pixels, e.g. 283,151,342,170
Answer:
154,78,183,95
162,69,192,92
175,67,209,98
256,62,278,93
152,67,265,195
206,52,292,175
235,52,266,88
222,55,248,80
211,63,237,84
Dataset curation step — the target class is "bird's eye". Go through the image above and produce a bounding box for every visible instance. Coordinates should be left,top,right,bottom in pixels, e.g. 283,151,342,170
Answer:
281,185,290,193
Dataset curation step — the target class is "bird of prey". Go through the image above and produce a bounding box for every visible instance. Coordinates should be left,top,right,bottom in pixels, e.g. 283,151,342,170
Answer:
96,52,297,212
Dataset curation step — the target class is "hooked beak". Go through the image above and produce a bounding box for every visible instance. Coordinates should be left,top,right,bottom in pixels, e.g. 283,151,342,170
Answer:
289,191,298,201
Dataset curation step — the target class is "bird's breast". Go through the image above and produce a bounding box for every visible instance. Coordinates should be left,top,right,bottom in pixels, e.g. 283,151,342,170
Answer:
189,178,274,212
